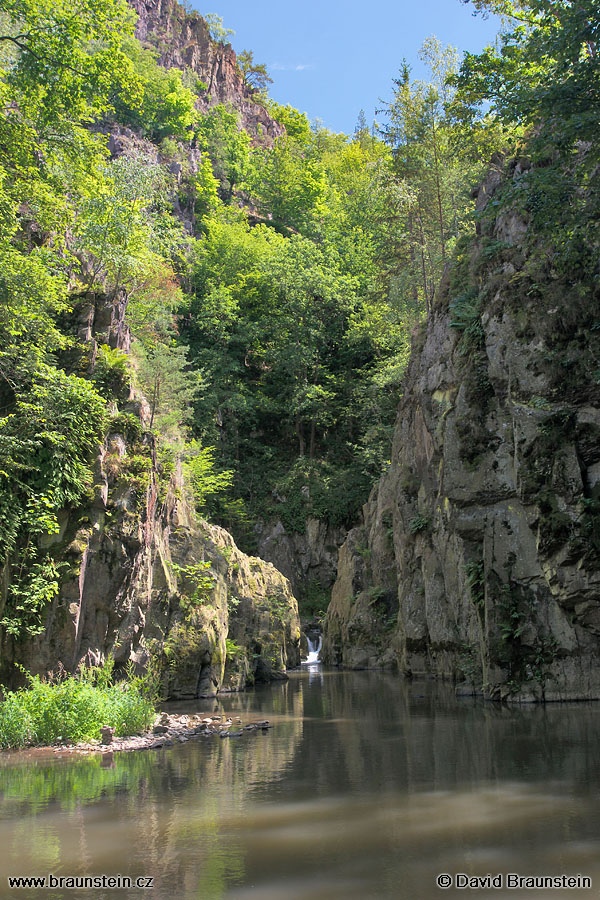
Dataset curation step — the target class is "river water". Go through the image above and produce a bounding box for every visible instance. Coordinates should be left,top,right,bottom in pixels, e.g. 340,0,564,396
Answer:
1,668,600,899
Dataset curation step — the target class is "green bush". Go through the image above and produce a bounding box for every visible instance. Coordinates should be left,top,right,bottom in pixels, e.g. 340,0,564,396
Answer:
92,345,131,399
114,38,196,140
408,514,431,535
0,367,107,638
108,412,142,443
0,664,157,749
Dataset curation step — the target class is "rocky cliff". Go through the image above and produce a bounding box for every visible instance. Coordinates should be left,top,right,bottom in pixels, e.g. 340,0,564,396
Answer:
0,290,300,697
323,159,600,702
0,1,299,694
129,0,284,143
257,518,345,615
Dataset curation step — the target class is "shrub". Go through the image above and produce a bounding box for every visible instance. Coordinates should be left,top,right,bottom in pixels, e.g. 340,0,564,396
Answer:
92,345,131,399
408,514,431,535
0,664,157,749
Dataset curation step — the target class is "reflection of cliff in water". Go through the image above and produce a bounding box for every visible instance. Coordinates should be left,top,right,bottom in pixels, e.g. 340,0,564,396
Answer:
0,687,304,899
2,674,600,899
293,669,600,793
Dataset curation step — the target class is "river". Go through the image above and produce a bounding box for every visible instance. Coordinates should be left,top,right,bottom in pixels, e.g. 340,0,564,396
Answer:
1,668,599,899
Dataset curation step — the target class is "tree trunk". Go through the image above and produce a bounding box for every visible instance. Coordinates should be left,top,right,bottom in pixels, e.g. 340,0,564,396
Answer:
296,415,305,457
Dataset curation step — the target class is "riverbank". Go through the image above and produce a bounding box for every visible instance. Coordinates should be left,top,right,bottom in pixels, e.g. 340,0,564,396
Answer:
5,711,275,758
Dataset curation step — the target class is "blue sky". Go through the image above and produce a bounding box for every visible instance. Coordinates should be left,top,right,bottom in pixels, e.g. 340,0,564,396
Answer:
194,1,501,135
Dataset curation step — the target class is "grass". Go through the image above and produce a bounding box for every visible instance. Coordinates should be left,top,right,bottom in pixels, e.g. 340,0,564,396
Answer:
0,659,158,750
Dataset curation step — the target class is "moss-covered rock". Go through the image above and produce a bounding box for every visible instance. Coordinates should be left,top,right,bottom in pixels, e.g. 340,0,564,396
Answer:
323,163,600,702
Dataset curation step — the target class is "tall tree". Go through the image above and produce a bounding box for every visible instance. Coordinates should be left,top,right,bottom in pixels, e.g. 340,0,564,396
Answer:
237,50,273,94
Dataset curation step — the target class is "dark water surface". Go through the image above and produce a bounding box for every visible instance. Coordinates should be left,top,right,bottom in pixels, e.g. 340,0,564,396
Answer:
2,669,600,899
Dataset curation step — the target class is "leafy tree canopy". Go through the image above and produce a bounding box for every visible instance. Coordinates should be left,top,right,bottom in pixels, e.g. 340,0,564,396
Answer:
238,49,273,94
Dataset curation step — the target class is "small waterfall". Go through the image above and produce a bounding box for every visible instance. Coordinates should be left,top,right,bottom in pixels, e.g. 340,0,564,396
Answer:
302,633,322,665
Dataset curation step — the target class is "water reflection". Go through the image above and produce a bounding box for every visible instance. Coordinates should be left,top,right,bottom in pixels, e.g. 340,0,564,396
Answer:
1,672,600,898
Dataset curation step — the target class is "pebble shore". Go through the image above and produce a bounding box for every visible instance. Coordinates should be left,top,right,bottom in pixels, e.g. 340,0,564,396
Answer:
49,712,274,756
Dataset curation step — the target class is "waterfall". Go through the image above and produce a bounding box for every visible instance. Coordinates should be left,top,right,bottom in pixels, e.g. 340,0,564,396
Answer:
302,633,322,665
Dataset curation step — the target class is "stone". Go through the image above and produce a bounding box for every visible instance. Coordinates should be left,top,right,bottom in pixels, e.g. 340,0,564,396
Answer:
257,517,346,600
101,726,115,746
4,425,301,699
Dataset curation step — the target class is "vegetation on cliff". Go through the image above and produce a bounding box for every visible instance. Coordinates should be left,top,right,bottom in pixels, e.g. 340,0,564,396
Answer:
0,0,497,646
324,0,600,699
1,0,597,693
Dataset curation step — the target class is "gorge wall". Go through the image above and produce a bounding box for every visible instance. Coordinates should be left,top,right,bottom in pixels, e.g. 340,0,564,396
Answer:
0,0,301,695
129,0,284,143
323,160,600,702
0,290,300,697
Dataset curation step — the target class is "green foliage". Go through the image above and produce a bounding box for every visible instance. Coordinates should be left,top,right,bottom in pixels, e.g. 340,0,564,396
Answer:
171,560,215,615
0,367,106,637
452,0,600,280
183,441,234,511
497,584,527,643
225,638,244,659
196,105,251,200
74,155,184,298
1,553,64,638
449,288,484,353
299,579,330,619
366,585,385,605
108,412,143,444
465,559,485,609
114,38,197,139
0,663,157,749
573,498,600,566
247,135,328,233
267,102,312,143
191,156,221,219
408,514,431,535
0,243,70,389
92,345,131,399
204,13,235,44
378,39,496,316
135,340,198,436
0,0,137,126
260,591,292,625
185,172,410,538
238,50,272,94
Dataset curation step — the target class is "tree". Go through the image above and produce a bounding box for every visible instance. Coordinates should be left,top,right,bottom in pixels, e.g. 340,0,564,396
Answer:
72,155,186,299
454,0,600,154
196,105,251,201
452,0,600,276
0,0,137,125
267,102,312,143
460,0,531,18
204,13,234,45
247,136,328,233
377,37,500,315
114,39,197,140
237,50,273,94
379,50,456,313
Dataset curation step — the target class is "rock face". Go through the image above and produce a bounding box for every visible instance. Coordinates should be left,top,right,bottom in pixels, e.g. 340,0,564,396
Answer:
0,291,300,697
257,518,345,611
0,0,296,695
323,161,600,702
129,0,284,144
